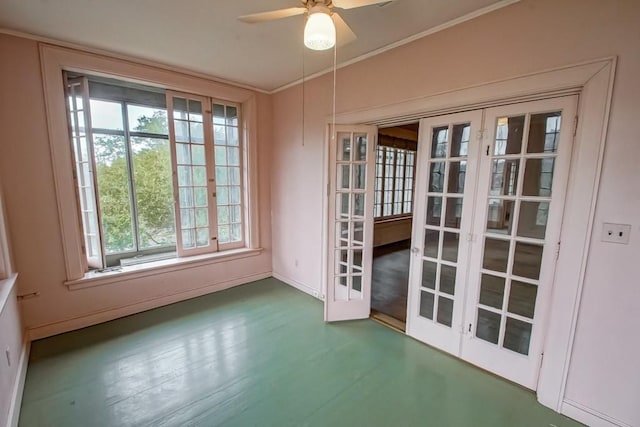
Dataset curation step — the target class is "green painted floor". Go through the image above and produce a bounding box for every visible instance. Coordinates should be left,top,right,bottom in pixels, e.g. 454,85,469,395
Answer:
19,278,582,427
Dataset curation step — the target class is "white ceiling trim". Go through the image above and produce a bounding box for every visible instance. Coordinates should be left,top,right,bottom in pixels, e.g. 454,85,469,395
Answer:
271,0,521,94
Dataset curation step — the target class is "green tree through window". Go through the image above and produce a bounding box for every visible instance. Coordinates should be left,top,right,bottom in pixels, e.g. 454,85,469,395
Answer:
94,110,176,255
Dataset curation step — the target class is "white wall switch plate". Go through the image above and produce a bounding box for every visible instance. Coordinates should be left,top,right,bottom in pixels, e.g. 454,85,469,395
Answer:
601,223,632,244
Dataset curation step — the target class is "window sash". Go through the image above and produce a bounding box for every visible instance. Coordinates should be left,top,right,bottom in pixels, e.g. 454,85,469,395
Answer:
167,91,220,257
90,97,176,262
65,75,105,269
212,99,245,250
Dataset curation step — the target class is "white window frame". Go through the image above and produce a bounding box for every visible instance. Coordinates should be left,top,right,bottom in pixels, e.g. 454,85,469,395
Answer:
374,144,416,219
41,45,261,281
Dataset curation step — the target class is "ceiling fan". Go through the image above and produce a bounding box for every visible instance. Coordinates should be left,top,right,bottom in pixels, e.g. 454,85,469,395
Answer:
238,0,394,51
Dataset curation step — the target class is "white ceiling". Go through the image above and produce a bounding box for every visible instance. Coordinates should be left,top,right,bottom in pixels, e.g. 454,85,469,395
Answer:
0,0,515,92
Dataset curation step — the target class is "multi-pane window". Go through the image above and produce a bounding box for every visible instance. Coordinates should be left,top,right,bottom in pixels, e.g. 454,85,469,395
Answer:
65,74,245,269
213,104,243,245
374,146,416,218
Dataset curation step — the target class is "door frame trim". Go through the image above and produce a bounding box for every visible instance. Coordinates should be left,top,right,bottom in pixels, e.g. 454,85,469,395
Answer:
321,57,616,413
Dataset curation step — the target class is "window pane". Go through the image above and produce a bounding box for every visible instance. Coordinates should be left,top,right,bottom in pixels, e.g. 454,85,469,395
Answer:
508,280,538,318
130,137,176,250
420,291,435,320
442,232,459,263
447,161,466,193
422,261,437,289
523,158,555,197
431,126,448,158
517,201,549,239
424,229,439,259
93,133,134,253
483,238,510,272
503,318,532,355
437,296,454,327
90,99,123,130
490,159,519,196
527,112,561,154
426,197,442,226
476,309,501,344
429,162,446,192
451,124,470,157
213,104,225,125
479,274,505,309
486,199,514,235
128,105,168,134
513,242,543,279
494,116,524,155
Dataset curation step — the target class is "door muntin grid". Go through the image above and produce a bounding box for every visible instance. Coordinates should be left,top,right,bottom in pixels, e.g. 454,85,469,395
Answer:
419,123,471,328
334,132,368,301
474,111,563,355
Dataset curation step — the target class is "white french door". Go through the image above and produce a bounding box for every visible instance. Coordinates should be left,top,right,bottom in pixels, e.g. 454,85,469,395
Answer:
406,111,483,354
406,96,578,389
325,125,377,322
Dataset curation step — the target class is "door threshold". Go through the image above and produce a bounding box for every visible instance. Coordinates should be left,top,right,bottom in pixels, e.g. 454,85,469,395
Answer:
370,310,406,333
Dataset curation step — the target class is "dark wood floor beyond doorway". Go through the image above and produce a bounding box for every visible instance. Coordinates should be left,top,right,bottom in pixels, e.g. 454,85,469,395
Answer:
371,240,411,325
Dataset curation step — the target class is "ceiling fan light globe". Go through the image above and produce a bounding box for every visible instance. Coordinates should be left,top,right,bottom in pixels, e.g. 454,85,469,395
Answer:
304,12,336,50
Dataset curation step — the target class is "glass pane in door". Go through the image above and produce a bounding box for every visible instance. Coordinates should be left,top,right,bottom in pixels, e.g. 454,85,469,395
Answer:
474,111,563,355
419,122,471,328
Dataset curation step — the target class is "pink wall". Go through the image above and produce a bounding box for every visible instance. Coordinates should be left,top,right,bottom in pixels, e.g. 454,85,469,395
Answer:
272,0,640,424
0,35,273,333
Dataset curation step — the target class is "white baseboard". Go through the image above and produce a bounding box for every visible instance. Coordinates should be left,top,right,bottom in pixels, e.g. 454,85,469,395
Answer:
27,271,271,340
7,338,30,427
272,272,322,300
562,399,632,427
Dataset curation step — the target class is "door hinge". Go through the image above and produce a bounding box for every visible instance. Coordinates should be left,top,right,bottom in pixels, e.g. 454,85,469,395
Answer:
555,241,561,261
573,115,579,137
327,182,331,197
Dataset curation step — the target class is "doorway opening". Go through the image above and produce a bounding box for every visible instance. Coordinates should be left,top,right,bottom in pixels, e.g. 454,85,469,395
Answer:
370,122,419,332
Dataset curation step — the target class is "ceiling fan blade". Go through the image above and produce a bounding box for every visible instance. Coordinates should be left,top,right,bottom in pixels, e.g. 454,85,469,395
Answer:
332,13,357,46
238,7,306,24
332,0,392,10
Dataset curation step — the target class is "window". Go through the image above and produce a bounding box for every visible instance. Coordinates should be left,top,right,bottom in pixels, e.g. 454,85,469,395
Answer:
65,74,245,269
374,145,416,218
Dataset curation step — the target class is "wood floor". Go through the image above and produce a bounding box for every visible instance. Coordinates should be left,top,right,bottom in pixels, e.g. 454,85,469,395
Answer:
19,278,581,427
371,240,410,323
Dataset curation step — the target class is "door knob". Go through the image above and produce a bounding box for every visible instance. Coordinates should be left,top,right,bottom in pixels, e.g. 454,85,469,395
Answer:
411,247,420,254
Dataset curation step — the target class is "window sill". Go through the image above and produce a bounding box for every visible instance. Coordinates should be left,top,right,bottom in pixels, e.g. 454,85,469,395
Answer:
65,248,263,291
0,273,18,312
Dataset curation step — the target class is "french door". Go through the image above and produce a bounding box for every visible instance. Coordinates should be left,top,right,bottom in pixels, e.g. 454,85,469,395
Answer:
406,96,578,389
325,125,377,322
406,111,483,354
